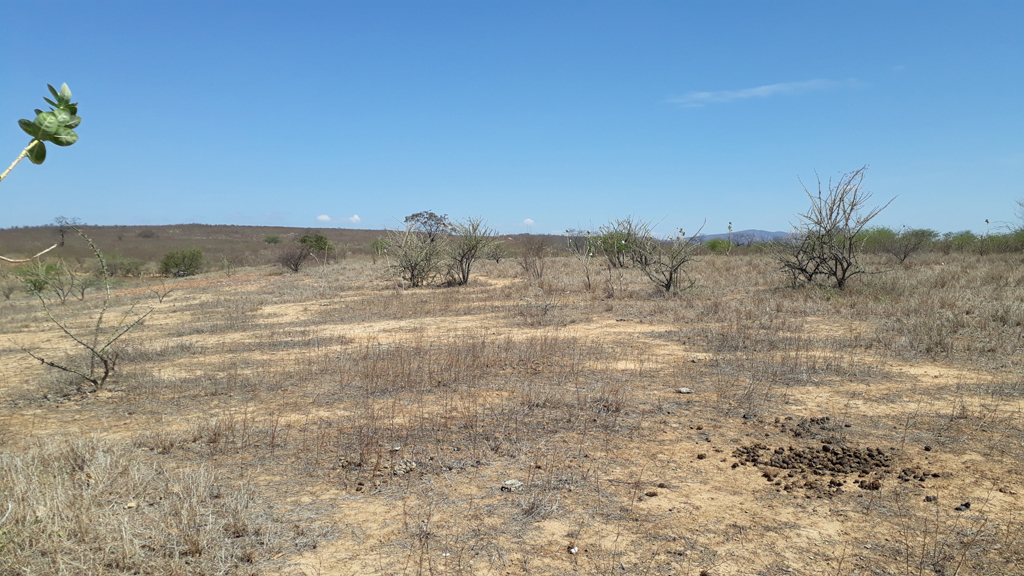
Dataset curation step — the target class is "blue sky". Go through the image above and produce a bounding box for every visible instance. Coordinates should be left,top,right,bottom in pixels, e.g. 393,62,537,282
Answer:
1,2,1021,235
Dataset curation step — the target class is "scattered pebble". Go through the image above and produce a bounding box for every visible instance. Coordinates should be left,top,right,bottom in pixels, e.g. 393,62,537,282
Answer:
954,502,971,512
677,387,694,394
501,479,524,492
393,459,416,475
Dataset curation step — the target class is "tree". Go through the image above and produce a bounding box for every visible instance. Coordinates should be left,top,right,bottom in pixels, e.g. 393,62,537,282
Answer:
404,211,452,243
1,84,81,263
515,236,547,279
381,214,495,287
382,223,447,287
858,226,898,253
371,237,388,264
633,223,703,293
299,232,334,262
594,218,647,269
485,242,509,264
881,227,937,263
160,249,204,277
15,259,85,304
776,166,893,289
277,245,310,272
705,238,734,254
566,229,597,290
445,218,497,286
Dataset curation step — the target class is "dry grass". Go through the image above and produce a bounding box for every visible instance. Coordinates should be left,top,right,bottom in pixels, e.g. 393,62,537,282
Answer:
1,251,1022,575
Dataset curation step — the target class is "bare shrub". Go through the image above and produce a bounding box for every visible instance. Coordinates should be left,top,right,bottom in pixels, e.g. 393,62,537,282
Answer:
382,224,447,287
633,224,703,293
595,217,648,269
277,244,311,272
565,229,597,290
516,235,547,279
881,227,938,263
445,217,497,286
21,226,151,389
777,166,893,289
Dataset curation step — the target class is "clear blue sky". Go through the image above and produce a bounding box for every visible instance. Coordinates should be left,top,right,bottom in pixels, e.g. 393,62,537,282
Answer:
2,2,1021,235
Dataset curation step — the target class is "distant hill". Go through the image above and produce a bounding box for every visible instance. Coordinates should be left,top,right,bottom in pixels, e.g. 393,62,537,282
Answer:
694,229,790,244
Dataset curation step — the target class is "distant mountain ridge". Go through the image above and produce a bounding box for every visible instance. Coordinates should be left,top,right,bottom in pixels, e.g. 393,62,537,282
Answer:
694,229,790,243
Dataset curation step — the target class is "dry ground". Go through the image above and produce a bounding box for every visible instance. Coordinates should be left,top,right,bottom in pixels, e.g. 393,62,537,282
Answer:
1,253,1022,576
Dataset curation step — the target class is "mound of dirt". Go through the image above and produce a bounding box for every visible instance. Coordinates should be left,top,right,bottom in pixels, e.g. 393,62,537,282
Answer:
774,415,849,443
732,443,899,494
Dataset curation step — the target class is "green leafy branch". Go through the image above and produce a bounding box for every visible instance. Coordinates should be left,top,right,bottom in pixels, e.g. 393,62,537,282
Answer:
2,83,81,178
0,83,81,262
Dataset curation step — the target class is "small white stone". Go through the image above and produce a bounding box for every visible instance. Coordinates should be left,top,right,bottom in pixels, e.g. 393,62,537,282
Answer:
501,479,524,492
677,387,694,394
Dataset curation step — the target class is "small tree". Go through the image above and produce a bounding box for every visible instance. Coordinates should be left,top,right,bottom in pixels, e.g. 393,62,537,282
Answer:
383,223,447,287
777,166,893,289
881,227,937,263
16,259,82,304
516,236,547,279
160,249,203,277
23,224,152,389
0,271,17,300
858,226,897,254
485,242,510,264
594,218,647,269
705,238,733,254
633,223,703,293
371,237,388,264
277,245,310,272
104,254,144,278
264,234,281,244
299,232,334,263
445,217,496,286
404,211,452,243
566,229,597,290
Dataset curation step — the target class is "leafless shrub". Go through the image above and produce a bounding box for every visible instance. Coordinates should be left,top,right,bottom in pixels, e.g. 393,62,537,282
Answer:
565,229,597,290
21,226,151,389
882,227,938,263
147,278,175,303
633,223,703,293
445,217,497,286
382,224,447,287
516,235,547,279
277,244,311,272
777,166,894,289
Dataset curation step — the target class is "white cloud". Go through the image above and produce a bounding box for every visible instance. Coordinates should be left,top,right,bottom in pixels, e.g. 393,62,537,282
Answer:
347,214,361,224
316,214,332,222
669,79,849,107
522,218,535,227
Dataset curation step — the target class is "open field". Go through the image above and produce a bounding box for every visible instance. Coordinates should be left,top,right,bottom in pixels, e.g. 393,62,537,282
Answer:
1,250,1022,575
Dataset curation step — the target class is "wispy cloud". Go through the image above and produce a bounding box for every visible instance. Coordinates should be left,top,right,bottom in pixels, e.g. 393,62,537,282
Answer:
522,218,535,227
347,214,361,224
316,214,331,222
670,79,852,107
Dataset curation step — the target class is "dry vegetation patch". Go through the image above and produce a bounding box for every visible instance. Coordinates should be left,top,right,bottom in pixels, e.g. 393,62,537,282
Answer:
1,254,1022,575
